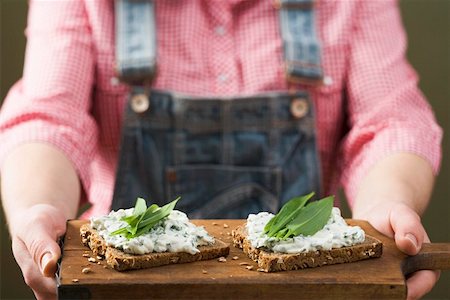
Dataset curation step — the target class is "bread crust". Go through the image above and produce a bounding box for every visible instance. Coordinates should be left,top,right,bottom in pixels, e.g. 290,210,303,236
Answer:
80,223,230,271
232,225,382,272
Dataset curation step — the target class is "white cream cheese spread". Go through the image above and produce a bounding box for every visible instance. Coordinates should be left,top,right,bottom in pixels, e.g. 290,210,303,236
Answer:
91,209,214,255
246,207,365,253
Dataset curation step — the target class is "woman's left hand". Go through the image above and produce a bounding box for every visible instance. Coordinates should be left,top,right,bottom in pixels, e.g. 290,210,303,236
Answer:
354,201,440,300
351,153,440,300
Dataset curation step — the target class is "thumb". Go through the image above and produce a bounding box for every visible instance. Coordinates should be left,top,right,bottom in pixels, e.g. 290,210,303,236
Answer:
389,204,425,256
38,243,61,277
17,204,66,277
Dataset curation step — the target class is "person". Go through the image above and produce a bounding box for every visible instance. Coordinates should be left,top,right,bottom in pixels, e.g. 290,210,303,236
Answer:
0,0,442,299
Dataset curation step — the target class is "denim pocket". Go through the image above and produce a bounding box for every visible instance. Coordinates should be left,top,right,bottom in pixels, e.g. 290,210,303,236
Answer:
165,165,282,219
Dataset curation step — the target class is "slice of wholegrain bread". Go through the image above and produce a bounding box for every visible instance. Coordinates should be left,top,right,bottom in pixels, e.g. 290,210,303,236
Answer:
80,223,230,271
232,225,382,272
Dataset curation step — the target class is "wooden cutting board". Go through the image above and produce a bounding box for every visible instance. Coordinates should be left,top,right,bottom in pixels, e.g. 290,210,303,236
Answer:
57,219,450,299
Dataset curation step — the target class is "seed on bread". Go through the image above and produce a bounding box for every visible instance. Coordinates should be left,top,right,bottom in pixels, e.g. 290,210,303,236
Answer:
223,224,229,228
170,257,180,263
88,257,96,263
245,265,254,270
81,267,91,274
82,253,90,258
232,256,239,260
202,270,208,274
218,256,227,262
257,268,266,272
72,279,79,283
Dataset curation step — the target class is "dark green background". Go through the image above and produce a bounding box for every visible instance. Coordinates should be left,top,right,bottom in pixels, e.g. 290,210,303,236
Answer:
1,0,449,299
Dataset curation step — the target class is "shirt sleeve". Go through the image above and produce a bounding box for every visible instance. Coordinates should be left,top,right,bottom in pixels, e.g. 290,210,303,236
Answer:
340,0,443,205
0,0,97,202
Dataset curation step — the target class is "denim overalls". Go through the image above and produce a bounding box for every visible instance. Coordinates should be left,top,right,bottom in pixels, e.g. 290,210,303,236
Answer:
111,0,323,219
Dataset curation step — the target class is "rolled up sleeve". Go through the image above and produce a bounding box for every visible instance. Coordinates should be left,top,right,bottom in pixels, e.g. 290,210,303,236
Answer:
340,0,442,204
0,0,97,199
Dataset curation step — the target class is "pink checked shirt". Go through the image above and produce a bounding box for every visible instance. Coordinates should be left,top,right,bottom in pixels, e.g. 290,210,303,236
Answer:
0,0,442,218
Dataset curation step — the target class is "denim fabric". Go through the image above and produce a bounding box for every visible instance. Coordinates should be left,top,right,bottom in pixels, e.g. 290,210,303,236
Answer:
115,0,322,84
278,0,323,82
115,0,156,83
112,90,321,218
112,1,323,217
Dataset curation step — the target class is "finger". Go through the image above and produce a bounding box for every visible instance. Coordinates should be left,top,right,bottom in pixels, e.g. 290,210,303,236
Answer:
12,237,57,300
16,206,66,277
389,204,425,255
406,269,440,300
20,221,62,277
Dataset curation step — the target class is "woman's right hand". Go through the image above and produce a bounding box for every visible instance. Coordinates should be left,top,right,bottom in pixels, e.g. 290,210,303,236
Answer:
10,204,67,300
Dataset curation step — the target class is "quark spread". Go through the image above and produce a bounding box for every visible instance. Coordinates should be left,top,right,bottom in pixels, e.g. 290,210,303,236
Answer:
91,209,214,255
246,207,365,253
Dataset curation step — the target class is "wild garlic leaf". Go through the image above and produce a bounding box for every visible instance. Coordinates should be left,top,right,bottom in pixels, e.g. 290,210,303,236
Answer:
111,197,180,238
133,199,179,237
283,196,334,238
141,204,161,221
137,197,180,229
120,197,147,224
263,215,276,234
111,227,129,236
134,197,147,215
127,198,150,235
266,192,314,237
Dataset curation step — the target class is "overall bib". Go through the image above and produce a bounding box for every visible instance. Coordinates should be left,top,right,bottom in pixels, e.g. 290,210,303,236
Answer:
111,0,323,219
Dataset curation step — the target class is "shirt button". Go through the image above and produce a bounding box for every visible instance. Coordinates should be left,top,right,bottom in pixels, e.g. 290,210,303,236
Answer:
217,73,228,83
290,98,309,119
323,76,333,86
110,77,120,86
214,26,226,36
131,93,150,113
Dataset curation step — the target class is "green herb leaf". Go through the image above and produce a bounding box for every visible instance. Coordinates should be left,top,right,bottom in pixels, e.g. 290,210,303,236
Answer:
120,198,148,225
284,196,334,238
111,197,180,239
110,227,129,236
128,203,160,235
137,197,180,229
263,215,276,234
265,192,314,237
134,197,147,215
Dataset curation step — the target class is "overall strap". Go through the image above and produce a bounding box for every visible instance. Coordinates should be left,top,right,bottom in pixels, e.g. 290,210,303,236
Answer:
115,0,157,84
276,0,323,85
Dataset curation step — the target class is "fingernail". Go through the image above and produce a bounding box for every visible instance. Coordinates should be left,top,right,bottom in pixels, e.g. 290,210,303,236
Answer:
405,233,418,250
40,252,52,273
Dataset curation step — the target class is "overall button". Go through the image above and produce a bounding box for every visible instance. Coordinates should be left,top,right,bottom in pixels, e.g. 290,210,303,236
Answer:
131,93,150,113
290,98,309,119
